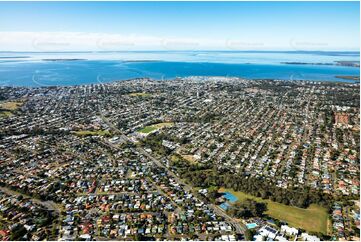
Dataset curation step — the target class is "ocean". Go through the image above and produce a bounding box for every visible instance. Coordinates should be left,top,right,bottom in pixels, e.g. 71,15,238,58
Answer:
0,51,359,87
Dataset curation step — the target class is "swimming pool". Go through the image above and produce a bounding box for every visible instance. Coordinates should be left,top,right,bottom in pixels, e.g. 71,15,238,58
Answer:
223,192,238,203
220,203,230,210
246,223,258,229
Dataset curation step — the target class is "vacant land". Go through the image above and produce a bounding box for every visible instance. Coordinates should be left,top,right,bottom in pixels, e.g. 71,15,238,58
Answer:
74,130,111,137
220,188,329,234
138,122,174,134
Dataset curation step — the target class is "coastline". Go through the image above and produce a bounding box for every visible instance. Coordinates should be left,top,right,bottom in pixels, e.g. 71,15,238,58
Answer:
1,76,359,89
0,51,359,87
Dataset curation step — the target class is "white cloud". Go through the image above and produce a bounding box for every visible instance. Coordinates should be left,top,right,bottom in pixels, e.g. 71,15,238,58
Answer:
0,32,223,51
0,32,356,51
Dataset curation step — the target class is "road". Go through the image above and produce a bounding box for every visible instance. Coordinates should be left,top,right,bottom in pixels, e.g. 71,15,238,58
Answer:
0,186,60,213
98,109,246,234
135,144,245,234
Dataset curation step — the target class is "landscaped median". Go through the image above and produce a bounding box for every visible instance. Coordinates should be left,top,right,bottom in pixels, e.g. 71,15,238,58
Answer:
219,188,329,234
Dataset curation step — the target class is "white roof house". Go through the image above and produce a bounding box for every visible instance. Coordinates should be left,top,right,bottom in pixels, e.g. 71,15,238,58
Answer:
280,225,299,235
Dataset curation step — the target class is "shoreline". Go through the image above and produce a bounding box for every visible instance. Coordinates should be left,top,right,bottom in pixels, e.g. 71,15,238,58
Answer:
1,76,359,89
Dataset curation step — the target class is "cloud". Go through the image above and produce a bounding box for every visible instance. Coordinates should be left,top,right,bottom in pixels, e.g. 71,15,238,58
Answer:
0,32,155,51
0,32,356,51
0,32,222,51
0,31,282,51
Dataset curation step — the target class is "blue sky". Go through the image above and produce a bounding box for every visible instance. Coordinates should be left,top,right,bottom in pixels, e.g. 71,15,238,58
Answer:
0,1,359,51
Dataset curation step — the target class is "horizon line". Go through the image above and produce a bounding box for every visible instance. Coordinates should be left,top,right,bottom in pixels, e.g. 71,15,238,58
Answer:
1,50,360,53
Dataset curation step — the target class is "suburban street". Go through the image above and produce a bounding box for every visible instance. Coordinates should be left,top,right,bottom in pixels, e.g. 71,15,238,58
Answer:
98,108,246,234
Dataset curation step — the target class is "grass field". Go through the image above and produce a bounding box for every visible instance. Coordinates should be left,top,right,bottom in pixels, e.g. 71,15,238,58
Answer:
0,101,23,118
220,188,329,234
138,126,158,134
74,130,111,137
128,92,151,97
138,122,174,134
0,101,23,110
181,154,199,163
0,111,13,118
170,154,197,164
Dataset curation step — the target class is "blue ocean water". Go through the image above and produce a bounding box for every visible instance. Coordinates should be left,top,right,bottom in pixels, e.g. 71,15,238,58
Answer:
0,51,359,86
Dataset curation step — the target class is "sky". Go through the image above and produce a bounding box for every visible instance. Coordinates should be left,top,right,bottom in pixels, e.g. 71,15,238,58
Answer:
0,1,359,51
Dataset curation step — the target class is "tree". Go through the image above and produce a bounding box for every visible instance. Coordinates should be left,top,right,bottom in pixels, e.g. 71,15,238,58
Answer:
245,229,256,240
228,199,267,219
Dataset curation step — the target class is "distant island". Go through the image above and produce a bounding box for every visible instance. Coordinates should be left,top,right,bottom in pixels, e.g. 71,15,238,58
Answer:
42,58,86,61
123,60,163,63
335,61,360,67
335,75,360,81
282,60,360,67
0,56,30,59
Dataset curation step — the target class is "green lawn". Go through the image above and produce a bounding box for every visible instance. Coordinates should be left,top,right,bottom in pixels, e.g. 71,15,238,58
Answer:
138,126,158,134
220,188,329,234
74,130,111,137
0,111,13,118
137,122,174,134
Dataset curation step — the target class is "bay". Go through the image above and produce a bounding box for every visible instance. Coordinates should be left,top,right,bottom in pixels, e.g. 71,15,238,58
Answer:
0,51,359,87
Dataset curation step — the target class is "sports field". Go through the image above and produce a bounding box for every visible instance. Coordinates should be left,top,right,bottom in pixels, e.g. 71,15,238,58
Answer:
137,122,174,134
